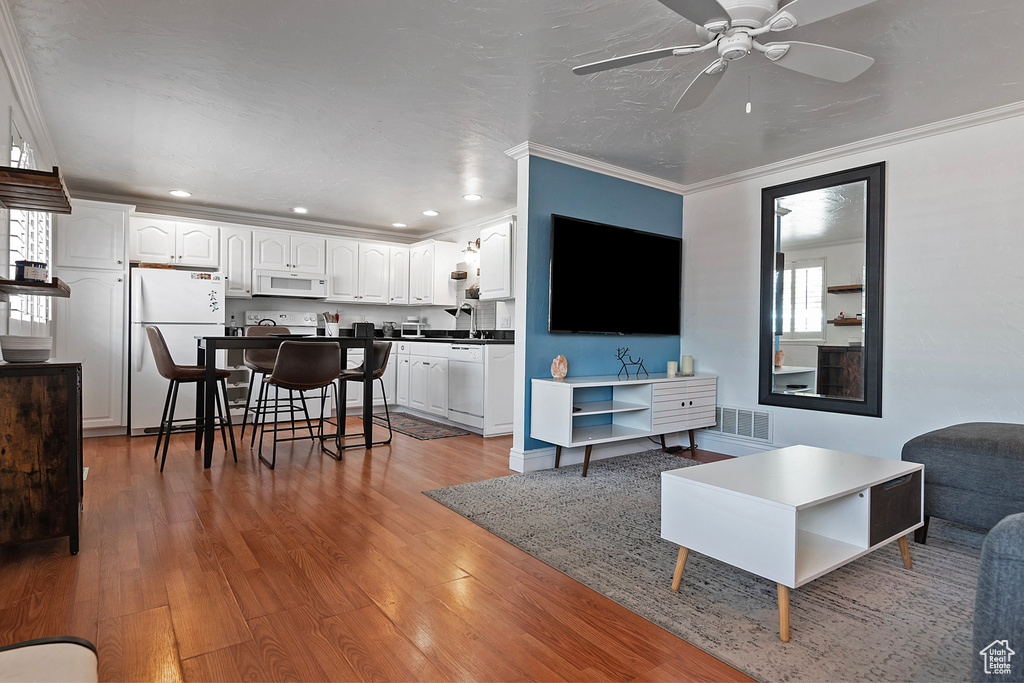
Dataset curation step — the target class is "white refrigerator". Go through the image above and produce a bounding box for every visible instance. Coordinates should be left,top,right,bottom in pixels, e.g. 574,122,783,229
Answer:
130,268,226,435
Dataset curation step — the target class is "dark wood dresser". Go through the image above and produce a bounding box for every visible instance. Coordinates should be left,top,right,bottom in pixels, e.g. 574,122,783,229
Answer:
816,346,863,399
0,361,83,554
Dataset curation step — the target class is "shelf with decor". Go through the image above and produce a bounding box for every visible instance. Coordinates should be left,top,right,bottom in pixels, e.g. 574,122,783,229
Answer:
828,318,863,326
0,277,71,302
827,284,864,294
0,166,72,214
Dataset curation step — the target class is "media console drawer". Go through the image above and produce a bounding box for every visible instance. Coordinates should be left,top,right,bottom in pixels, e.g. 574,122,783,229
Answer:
869,470,922,546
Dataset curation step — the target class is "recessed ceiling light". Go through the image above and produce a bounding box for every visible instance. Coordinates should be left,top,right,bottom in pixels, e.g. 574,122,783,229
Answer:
422,210,439,217
291,207,308,214
392,222,407,228
463,194,482,201
169,190,191,197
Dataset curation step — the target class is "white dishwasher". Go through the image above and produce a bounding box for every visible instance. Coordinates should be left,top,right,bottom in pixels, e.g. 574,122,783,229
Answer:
448,344,484,428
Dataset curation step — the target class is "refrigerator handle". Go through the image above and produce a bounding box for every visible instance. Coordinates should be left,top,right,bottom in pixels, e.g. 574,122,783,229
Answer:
134,325,145,373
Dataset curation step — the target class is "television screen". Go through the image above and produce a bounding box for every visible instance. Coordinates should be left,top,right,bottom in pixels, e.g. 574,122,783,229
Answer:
548,214,682,335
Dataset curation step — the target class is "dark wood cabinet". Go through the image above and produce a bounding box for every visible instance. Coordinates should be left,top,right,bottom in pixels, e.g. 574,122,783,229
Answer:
0,361,83,554
816,346,863,399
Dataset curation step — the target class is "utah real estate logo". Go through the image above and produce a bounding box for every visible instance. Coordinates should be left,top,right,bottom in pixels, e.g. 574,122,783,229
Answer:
979,640,1015,676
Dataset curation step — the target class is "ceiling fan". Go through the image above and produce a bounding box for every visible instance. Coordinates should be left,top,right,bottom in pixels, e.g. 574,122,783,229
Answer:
573,0,878,112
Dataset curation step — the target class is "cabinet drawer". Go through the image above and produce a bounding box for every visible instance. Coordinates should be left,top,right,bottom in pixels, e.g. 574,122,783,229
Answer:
653,394,716,413
428,344,450,358
869,470,922,546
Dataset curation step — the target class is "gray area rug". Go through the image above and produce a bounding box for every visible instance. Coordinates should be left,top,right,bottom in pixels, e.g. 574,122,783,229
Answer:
424,449,980,682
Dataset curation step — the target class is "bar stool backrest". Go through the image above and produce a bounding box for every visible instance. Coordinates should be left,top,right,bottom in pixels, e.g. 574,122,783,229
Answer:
347,341,392,380
146,326,179,380
245,326,289,368
270,341,341,391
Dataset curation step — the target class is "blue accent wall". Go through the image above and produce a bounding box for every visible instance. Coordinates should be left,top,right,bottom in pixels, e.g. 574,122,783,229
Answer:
523,156,683,450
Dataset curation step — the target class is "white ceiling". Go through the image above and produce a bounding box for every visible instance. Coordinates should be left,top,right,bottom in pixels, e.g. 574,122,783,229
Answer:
8,0,1024,237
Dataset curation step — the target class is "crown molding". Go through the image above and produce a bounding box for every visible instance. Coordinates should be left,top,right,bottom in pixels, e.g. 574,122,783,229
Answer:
70,190,418,243
0,0,59,167
679,99,1024,195
419,207,516,242
504,141,688,196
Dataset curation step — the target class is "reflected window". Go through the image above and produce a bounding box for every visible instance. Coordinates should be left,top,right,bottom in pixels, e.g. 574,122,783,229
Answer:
781,258,825,340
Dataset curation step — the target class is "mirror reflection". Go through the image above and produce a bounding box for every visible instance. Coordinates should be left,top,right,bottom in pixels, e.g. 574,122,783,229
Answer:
771,181,866,400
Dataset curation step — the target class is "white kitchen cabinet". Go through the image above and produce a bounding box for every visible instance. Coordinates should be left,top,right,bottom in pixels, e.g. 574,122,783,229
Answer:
396,355,411,406
479,218,515,300
358,243,390,303
408,239,458,306
54,199,129,271
389,246,410,305
254,231,326,273
53,268,127,430
338,348,397,409
129,216,219,267
426,360,449,416
407,342,448,417
220,226,253,298
483,344,515,436
326,238,359,301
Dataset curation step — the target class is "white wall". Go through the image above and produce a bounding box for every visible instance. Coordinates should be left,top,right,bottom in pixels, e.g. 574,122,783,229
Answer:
683,113,1024,460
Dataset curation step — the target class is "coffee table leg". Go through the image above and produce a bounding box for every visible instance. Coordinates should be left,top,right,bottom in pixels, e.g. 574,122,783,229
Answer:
777,584,790,642
671,546,689,591
897,535,913,569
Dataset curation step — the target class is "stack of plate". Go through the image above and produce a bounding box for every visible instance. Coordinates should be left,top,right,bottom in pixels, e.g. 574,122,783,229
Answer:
0,335,52,363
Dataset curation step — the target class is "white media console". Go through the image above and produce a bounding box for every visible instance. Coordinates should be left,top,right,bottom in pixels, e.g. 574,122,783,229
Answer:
531,373,717,476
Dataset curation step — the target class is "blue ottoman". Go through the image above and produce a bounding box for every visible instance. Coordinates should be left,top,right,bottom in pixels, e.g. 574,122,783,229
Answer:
901,422,1024,543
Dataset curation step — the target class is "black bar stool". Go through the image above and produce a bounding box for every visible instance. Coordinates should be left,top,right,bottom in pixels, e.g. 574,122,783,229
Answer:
239,325,289,444
253,341,341,469
321,340,394,450
146,326,236,472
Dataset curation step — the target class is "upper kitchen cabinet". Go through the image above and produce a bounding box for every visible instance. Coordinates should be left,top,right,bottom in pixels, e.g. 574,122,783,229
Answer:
326,239,391,303
254,231,326,273
389,246,409,305
54,199,130,271
408,240,458,306
129,216,219,267
479,218,515,300
220,226,252,298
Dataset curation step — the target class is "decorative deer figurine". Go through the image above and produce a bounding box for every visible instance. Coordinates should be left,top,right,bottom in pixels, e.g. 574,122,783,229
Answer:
616,347,648,379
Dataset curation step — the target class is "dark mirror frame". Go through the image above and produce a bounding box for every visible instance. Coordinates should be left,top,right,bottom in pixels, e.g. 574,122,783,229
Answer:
758,162,885,417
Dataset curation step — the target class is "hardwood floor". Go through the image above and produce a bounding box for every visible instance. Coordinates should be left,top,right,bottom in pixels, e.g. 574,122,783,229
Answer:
0,419,750,682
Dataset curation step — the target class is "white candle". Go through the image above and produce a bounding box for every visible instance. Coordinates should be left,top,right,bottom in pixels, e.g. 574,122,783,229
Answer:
681,355,694,376
667,361,678,377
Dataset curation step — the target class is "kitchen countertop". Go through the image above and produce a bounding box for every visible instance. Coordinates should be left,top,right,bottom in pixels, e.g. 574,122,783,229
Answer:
391,336,514,345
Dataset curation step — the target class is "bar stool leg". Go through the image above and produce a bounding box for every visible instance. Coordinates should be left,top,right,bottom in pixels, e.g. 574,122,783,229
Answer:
251,380,269,448
377,377,394,444
215,386,229,451
218,378,237,462
154,381,174,460
240,369,260,440
297,392,316,442
160,380,180,473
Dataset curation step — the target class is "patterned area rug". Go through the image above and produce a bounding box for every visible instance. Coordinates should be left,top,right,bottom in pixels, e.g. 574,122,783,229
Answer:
424,449,979,682
365,412,470,439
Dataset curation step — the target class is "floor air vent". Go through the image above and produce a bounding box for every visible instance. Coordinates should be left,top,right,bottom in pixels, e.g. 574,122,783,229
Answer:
706,405,772,443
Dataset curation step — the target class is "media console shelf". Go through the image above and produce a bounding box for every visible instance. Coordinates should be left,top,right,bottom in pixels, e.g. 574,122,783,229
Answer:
532,373,717,476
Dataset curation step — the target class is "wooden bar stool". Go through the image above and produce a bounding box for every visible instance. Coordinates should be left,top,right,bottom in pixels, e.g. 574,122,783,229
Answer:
321,340,394,450
239,325,289,444
146,326,236,472
253,341,341,469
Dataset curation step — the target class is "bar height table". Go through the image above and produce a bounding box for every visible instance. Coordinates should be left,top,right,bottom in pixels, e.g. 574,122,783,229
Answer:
195,335,377,468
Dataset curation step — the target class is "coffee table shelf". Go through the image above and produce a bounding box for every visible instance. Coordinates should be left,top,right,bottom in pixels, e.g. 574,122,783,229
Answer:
795,530,865,585
571,423,650,443
572,400,648,416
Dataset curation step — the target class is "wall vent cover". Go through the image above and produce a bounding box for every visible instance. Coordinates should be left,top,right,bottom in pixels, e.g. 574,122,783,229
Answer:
706,405,772,443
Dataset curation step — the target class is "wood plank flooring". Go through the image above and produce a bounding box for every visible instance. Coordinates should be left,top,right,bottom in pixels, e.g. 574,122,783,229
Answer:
0,419,750,682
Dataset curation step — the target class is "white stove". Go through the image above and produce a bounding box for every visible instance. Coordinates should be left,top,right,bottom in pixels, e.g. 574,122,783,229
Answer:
244,310,319,334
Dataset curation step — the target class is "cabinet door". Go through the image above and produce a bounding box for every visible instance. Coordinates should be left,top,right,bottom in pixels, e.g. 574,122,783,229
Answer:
55,201,127,270
358,243,390,303
253,232,289,270
409,243,434,304
479,220,514,299
396,356,410,406
343,351,363,408
221,227,252,297
129,217,175,264
426,358,448,416
53,269,126,429
389,247,409,305
290,235,326,273
176,223,219,267
483,344,515,436
409,357,430,411
326,238,358,301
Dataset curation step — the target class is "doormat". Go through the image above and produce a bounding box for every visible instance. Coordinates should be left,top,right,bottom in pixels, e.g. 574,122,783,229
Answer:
424,449,978,682
362,412,470,440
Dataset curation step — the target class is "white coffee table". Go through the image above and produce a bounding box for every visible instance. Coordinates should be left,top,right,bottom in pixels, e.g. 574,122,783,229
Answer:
661,445,924,642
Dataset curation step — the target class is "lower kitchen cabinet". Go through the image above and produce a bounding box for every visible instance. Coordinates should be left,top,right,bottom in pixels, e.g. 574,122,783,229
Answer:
483,344,514,436
0,362,83,555
409,355,448,416
339,348,396,410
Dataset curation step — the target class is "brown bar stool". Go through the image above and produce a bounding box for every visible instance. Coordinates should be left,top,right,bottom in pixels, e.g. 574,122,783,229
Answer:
323,340,394,450
239,325,289,443
146,325,236,472
253,341,341,469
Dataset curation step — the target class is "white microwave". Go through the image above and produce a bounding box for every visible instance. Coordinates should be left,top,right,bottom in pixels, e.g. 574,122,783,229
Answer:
252,269,328,298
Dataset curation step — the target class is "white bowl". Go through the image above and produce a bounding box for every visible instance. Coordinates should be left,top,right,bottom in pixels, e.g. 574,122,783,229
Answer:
0,335,51,362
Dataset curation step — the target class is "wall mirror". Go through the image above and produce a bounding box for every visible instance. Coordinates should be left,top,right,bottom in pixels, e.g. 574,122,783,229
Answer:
758,162,885,417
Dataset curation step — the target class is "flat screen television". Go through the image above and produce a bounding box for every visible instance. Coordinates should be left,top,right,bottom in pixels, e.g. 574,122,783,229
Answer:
548,214,682,335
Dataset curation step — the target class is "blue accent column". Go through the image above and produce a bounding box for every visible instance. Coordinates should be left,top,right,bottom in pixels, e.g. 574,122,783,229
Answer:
521,157,683,451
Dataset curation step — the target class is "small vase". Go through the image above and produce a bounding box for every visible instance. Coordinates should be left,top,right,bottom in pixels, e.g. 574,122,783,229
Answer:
774,350,785,369
551,355,567,380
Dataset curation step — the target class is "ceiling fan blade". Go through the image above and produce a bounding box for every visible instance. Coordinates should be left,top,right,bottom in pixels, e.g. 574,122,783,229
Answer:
764,41,874,82
657,0,731,29
573,45,701,75
766,0,877,31
673,60,728,112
